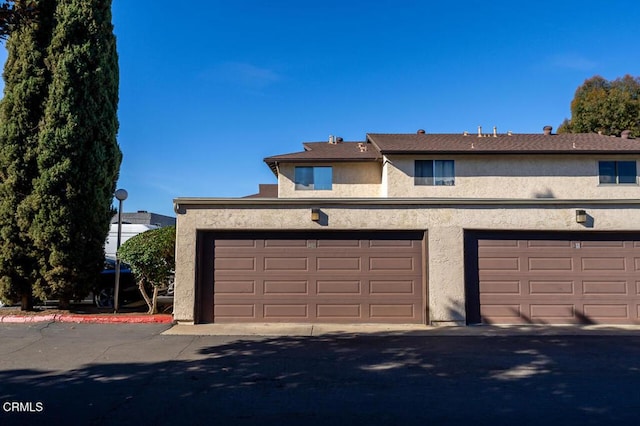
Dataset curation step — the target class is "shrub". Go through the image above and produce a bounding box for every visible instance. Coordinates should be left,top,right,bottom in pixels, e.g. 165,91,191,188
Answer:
118,226,175,314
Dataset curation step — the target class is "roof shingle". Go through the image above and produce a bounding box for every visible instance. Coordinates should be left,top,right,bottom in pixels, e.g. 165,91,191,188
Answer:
367,133,640,154
264,132,640,176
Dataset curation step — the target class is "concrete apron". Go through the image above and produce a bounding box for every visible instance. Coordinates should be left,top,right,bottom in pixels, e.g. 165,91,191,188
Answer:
162,322,640,337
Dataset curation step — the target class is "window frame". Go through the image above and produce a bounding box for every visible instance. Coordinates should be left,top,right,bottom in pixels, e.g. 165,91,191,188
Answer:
294,166,333,190
598,160,637,185
414,159,455,186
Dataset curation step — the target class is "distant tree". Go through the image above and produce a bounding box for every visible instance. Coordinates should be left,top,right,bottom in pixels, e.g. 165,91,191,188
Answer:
558,75,640,137
0,0,54,310
118,226,176,314
26,0,120,308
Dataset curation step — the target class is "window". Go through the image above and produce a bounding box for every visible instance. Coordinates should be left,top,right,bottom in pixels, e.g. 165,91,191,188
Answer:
295,166,332,190
598,161,637,184
415,160,455,186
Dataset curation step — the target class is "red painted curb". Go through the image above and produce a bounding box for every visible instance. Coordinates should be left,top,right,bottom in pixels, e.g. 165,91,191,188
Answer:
0,314,174,324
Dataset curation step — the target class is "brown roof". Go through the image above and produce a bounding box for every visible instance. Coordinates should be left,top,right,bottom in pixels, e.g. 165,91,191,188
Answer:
244,184,278,198
264,141,381,175
264,132,640,176
367,133,640,154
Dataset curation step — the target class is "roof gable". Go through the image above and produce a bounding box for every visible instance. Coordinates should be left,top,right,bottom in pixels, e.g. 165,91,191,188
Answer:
264,141,380,175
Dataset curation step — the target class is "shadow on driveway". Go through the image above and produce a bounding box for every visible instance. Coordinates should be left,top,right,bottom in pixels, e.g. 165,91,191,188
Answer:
1,328,640,425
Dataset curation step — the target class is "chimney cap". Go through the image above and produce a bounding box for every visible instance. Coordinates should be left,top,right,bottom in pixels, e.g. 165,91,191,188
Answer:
543,125,553,135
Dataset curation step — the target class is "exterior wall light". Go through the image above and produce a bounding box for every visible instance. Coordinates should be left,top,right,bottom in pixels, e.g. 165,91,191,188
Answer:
576,209,587,224
311,208,320,222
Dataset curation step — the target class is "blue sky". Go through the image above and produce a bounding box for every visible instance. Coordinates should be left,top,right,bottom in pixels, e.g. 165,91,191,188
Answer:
4,1,640,216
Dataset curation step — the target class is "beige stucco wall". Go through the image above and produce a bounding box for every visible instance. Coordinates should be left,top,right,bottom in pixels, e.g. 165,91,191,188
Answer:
277,162,382,197
173,201,640,325
384,155,640,199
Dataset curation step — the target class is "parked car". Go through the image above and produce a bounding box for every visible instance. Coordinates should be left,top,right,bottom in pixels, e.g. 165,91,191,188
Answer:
94,257,143,308
95,258,174,309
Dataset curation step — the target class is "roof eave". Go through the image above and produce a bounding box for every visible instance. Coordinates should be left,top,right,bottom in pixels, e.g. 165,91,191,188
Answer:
379,150,640,155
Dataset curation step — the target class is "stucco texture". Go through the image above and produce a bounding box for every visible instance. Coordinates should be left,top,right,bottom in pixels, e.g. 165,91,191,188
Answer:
385,155,640,199
277,162,382,197
173,201,640,324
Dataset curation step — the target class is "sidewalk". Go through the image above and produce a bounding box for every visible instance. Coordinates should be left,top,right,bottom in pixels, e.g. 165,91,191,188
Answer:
163,322,640,336
3,308,639,333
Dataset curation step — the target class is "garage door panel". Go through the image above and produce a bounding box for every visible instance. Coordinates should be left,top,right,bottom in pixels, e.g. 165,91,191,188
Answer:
370,280,415,294
215,257,256,271
370,257,415,271
481,304,521,318
215,240,257,248
530,304,575,319
317,280,361,295
582,257,626,271
263,304,309,319
317,304,361,318
474,234,640,325
581,241,625,248
582,281,627,295
215,304,256,319
369,239,415,248
316,239,361,248
263,280,309,295
479,257,520,271
316,257,361,271
528,257,573,271
480,281,521,294
212,232,425,323
264,257,308,271
264,239,308,248
529,281,574,295
479,240,519,247
527,240,573,247
215,280,256,295
583,304,629,318
369,304,415,319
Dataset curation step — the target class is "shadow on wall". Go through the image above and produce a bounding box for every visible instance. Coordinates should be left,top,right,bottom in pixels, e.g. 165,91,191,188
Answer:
533,189,555,198
441,297,467,325
2,331,640,424
580,213,595,228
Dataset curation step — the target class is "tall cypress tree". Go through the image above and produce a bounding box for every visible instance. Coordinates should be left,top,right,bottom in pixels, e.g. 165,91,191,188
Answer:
0,0,54,310
27,0,120,307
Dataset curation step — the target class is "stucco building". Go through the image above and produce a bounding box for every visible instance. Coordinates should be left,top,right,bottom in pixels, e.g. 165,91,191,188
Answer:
173,127,640,326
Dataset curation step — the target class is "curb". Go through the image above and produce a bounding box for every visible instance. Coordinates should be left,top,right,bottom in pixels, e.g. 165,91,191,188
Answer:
0,313,174,324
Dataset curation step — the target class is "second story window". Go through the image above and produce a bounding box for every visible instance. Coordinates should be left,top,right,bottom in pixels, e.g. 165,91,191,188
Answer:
295,166,333,190
415,160,455,186
598,161,637,184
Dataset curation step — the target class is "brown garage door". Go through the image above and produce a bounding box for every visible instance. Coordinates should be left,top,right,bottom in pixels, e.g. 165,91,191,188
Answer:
471,234,640,325
211,231,425,323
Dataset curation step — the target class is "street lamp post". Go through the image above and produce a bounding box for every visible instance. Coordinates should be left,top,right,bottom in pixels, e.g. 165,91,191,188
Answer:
113,188,128,312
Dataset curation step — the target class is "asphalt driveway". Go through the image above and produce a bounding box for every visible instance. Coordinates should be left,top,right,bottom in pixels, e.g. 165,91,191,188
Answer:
1,322,639,425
